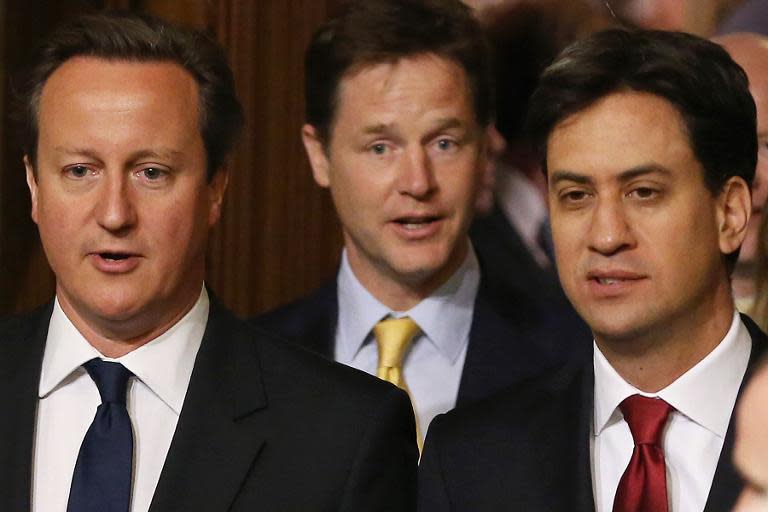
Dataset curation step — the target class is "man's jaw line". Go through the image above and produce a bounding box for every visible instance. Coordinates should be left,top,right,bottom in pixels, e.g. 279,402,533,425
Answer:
54,282,203,358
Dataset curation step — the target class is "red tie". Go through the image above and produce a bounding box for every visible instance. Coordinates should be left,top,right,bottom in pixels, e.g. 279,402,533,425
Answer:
613,395,674,512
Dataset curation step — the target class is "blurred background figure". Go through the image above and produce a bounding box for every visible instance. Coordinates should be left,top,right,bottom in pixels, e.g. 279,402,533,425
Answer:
720,0,768,35
467,0,612,328
733,358,768,511
597,0,743,35
748,213,768,330
713,33,768,310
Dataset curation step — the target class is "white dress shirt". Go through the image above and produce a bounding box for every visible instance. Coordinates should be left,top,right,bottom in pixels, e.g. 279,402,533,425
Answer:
335,245,479,437
591,311,752,511
32,287,209,512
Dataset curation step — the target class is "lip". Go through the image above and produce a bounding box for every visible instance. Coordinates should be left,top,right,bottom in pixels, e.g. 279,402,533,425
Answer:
389,214,445,241
585,269,647,298
88,252,143,274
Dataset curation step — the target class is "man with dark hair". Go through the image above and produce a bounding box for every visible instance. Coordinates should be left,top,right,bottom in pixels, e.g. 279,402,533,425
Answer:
419,29,767,511
255,0,588,449
0,11,416,512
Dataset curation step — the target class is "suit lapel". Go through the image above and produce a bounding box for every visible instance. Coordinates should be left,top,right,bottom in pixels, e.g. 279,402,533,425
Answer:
0,304,51,511
457,284,552,406
704,314,768,511
149,300,268,512
575,366,597,512
302,279,338,358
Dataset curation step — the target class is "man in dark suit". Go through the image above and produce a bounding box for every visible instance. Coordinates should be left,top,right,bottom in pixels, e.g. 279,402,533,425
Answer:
419,29,763,511
255,0,590,447
1,11,416,512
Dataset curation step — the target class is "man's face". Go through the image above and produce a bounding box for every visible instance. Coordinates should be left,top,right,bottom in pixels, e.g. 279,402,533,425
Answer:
27,57,227,341
302,54,485,305
547,91,745,345
734,367,768,512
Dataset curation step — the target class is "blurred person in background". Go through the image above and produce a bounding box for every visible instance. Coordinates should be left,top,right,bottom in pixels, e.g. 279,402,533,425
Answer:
714,33,768,310
733,357,768,511
469,0,612,336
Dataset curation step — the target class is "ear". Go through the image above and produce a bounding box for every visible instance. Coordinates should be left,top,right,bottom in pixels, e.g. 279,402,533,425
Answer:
716,176,751,256
207,169,229,227
301,124,331,188
24,155,39,225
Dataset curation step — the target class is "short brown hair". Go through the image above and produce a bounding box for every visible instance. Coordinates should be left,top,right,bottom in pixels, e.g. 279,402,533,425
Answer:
304,0,492,144
15,10,244,180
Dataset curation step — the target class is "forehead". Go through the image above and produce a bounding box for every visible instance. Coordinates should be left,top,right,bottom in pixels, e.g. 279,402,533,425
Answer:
332,53,475,130
38,56,200,133
547,91,700,181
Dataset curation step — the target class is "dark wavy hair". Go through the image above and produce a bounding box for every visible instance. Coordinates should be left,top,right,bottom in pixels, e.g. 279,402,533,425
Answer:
528,29,756,194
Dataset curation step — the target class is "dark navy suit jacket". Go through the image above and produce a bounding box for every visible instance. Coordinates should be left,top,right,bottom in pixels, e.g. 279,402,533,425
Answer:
418,315,768,511
254,269,592,410
0,298,418,511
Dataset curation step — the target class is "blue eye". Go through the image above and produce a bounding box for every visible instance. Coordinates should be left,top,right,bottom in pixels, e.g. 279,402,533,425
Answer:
68,165,90,178
436,139,455,150
142,167,164,180
371,144,387,155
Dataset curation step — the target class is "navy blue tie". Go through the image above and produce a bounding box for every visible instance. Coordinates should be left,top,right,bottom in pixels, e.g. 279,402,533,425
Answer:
67,359,134,512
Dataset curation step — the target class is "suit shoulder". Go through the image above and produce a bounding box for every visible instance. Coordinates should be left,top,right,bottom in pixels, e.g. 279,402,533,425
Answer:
430,362,587,440
248,319,406,409
0,303,51,341
250,279,337,344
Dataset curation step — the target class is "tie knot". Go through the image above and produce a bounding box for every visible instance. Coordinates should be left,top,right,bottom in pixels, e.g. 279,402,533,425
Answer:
619,395,673,446
373,317,421,369
83,359,133,405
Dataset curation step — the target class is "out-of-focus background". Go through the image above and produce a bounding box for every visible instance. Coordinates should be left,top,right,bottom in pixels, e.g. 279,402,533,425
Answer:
0,0,759,317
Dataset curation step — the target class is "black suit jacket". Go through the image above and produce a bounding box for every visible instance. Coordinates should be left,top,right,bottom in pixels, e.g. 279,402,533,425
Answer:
254,274,591,410
417,315,768,511
471,207,570,320
0,298,418,511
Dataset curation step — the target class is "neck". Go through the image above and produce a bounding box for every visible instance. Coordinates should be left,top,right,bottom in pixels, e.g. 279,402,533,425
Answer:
57,287,202,358
345,242,468,312
596,293,735,393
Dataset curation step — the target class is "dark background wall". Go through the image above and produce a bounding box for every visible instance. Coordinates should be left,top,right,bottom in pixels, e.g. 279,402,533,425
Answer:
0,0,344,317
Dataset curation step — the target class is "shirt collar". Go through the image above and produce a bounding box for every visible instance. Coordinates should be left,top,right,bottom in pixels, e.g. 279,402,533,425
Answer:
593,311,752,438
336,243,479,364
39,286,209,416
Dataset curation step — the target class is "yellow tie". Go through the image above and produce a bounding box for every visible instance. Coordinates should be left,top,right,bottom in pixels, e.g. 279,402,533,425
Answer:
373,316,423,451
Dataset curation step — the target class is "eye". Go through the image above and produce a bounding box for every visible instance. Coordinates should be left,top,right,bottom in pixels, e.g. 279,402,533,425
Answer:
561,189,590,203
369,143,389,156
65,165,92,179
140,167,166,181
436,138,457,151
627,187,659,200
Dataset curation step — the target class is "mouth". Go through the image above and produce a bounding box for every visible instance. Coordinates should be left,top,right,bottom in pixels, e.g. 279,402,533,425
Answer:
393,215,442,230
88,251,142,273
98,252,133,261
586,270,646,295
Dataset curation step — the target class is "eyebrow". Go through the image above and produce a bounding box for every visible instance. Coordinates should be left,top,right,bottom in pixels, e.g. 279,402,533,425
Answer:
549,164,673,186
53,146,184,162
361,117,467,136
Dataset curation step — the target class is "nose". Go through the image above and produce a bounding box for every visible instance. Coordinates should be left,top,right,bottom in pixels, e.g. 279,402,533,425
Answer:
94,173,137,234
587,196,635,256
396,146,436,199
